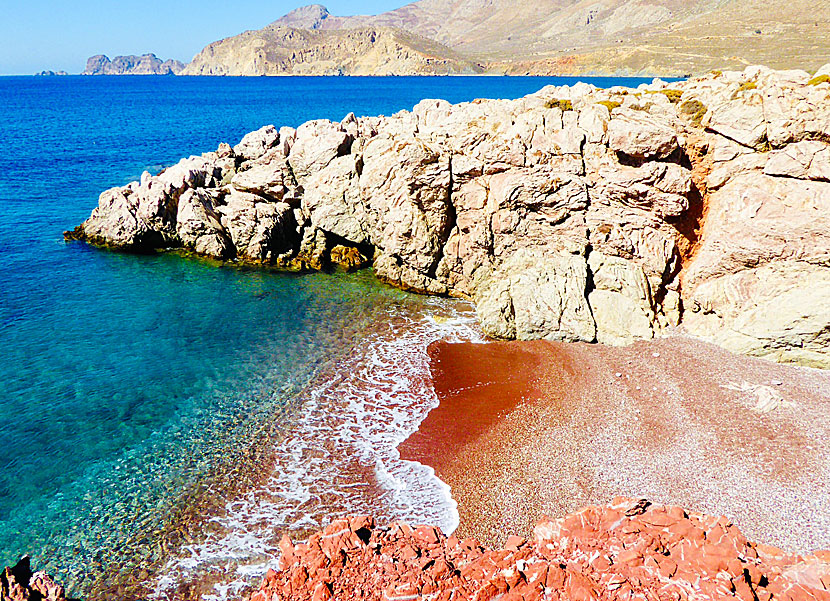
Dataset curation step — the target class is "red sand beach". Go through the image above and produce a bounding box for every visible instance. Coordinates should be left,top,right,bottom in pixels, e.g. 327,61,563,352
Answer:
399,336,830,552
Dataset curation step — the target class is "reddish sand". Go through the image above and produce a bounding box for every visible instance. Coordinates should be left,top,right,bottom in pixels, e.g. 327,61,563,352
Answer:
398,336,830,552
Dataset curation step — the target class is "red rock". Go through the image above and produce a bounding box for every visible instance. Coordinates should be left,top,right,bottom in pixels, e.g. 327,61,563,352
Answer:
253,499,830,601
414,526,441,546
311,582,332,601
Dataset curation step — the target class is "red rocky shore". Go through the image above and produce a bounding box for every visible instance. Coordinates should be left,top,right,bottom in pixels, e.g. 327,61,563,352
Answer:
253,498,830,601
1,556,67,601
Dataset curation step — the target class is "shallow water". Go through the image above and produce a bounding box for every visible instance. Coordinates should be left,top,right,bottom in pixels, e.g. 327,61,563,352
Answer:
0,74,665,598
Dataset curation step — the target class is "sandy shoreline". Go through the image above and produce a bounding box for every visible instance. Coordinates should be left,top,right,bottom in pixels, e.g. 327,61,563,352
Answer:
399,336,830,552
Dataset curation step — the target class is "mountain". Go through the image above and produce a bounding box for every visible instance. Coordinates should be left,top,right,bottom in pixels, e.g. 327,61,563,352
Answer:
182,26,483,76
82,54,186,75
188,0,830,76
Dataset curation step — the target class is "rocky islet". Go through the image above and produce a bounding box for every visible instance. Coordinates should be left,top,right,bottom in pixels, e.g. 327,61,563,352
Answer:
67,64,830,369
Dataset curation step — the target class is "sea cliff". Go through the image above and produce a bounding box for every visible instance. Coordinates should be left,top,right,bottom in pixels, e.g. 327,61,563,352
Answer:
82,54,186,75
67,64,830,368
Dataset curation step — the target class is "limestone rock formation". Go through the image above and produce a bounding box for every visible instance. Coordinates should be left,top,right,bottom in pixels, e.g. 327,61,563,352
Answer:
67,65,830,367
182,25,482,76
252,499,830,601
82,54,186,75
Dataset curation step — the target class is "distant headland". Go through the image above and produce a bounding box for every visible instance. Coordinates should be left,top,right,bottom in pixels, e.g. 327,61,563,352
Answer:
63,0,829,77
82,53,185,76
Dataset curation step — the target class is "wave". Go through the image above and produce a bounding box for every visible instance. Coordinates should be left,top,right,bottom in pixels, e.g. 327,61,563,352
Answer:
152,297,482,600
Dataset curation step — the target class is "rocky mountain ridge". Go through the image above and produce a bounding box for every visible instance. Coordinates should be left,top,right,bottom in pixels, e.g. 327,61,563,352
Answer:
82,54,186,75
184,0,830,76
182,25,482,76
66,64,830,368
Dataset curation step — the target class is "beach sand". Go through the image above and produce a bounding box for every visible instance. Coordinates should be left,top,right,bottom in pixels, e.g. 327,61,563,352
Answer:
399,336,830,552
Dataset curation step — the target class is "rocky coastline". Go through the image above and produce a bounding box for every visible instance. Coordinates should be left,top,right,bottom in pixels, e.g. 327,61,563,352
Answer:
82,54,186,76
252,500,830,601
67,64,830,368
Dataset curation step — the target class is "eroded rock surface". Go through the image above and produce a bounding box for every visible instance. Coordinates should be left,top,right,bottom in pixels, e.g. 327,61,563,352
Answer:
252,499,830,601
1,556,66,601
68,65,830,367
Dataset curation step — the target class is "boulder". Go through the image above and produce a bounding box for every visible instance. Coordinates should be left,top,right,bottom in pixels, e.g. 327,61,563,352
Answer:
474,249,596,342
289,120,353,182
588,252,656,345
607,110,679,159
233,125,279,161
361,136,452,280
218,191,297,263
230,151,294,201
302,154,368,244
175,189,232,258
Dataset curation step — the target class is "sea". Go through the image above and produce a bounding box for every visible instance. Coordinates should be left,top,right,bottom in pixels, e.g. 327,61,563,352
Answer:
0,74,662,600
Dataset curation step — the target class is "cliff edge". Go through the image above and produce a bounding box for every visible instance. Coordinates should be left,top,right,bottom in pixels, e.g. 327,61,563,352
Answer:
83,54,186,75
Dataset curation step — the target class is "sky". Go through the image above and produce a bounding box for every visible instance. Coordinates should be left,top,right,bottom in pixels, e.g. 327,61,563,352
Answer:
0,1,406,75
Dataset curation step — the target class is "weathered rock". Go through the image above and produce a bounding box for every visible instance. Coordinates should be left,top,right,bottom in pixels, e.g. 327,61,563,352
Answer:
765,140,830,181
218,192,298,263
252,499,830,601
68,65,830,367
289,120,352,182
1,556,66,601
588,252,656,345
234,125,280,161
607,109,679,159
361,135,452,284
474,250,596,342
176,189,232,258
682,169,830,367
329,245,370,271
302,154,368,243
231,151,295,201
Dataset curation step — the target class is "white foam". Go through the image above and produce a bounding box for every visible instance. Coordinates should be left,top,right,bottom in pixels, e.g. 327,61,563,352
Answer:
151,298,482,600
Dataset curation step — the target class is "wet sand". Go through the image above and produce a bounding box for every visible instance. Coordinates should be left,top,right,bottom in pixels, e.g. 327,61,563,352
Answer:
399,336,830,552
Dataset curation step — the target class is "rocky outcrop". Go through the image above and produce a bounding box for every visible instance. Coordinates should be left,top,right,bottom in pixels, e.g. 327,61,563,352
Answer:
1,556,66,601
182,26,482,76
67,65,830,368
252,498,830,601
82,54,186,75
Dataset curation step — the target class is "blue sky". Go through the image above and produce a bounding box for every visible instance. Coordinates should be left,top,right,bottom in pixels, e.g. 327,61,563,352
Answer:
0,1,405,75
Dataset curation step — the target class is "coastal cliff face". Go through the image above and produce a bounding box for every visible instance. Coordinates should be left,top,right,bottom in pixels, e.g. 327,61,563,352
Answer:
182,26,482,76
254,500,830,601
67,65,830,368
83,54,186,75
184,0,830,76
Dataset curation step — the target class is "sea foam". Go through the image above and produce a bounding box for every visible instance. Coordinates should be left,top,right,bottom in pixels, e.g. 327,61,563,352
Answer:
153,298,482,600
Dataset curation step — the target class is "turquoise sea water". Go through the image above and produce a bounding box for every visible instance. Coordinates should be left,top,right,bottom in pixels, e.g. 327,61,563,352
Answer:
0,74,663,599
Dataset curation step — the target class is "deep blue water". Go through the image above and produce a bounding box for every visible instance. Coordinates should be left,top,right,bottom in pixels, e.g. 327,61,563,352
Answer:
0,74,663,597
